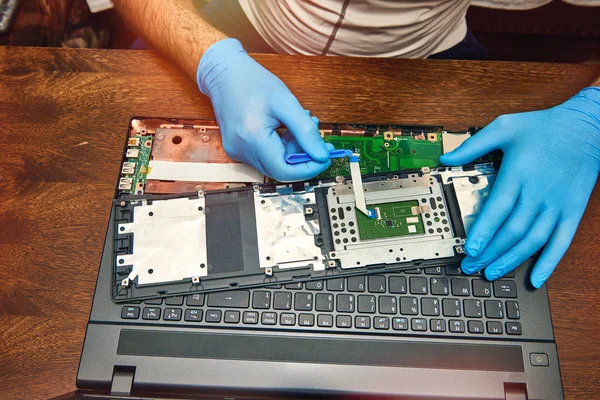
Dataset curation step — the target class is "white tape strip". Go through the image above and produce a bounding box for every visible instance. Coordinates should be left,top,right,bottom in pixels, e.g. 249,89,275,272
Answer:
147,161,264,183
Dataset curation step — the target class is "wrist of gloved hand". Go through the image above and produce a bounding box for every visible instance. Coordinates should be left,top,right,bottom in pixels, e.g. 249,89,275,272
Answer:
196,38,246,96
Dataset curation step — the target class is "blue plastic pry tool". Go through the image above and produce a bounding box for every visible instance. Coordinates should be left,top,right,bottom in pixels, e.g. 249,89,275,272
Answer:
285,149,353,165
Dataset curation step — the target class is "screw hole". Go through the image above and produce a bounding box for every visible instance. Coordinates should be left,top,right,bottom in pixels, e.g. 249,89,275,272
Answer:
266,256,271,261
148,211,154,216
172,135,182,145
261,200,266,204
119,226,125,232
200,263,206,268
119,259,124,264
198,206,203,211
389,249,393,253
148,269,154,274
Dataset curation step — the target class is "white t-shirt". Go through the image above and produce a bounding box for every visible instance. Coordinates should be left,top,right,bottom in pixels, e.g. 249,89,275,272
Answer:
238,0,471,58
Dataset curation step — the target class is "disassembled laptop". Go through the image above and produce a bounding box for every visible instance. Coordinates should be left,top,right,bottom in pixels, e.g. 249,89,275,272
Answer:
112,118,500,302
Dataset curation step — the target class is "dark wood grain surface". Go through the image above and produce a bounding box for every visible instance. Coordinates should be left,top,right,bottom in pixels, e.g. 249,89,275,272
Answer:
0,47,599,399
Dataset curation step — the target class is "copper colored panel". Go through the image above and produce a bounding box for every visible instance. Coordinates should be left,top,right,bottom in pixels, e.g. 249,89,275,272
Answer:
151,128,235,164
145,180,247,194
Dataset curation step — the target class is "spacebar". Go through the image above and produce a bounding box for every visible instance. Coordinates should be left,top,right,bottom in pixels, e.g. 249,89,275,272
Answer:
207,290,250,308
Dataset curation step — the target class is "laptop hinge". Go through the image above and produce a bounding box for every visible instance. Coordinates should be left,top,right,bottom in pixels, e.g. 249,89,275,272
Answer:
111,366,136,396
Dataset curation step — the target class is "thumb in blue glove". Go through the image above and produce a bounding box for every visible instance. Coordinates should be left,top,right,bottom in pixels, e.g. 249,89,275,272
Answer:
440,87,600,288
197,38,331,182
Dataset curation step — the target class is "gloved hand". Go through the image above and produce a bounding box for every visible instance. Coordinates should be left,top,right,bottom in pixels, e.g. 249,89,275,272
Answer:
440,87,600,288
197,38,331,182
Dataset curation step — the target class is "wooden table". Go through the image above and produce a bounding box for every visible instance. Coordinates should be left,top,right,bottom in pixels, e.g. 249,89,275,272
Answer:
0,47,598,399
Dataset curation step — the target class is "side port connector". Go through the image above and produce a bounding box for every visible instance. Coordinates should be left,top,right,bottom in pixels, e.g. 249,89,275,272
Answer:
121,162,136,175
118,177,133,191
126,148,140,158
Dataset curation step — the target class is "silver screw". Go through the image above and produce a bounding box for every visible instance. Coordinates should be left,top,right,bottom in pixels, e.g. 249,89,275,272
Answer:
156,133,165,140
202,135,210,142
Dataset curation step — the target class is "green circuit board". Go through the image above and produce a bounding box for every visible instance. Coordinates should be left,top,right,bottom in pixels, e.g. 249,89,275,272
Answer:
119,135,153,194
318,133,442,179
356,200,425,240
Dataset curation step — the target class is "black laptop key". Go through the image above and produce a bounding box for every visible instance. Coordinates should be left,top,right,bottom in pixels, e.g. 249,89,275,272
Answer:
506,322,522,335
468,320,484,333
243,311,258,324
430,319,446,332
280,313,296,326
379,296,398,314
400,297,418,315
337,294,355,313
392,317,409,330
165,296,184,306
205,310,222,323
355,316,371,329
464,299,483,318
411,318,427,331
224,310,240,324
336,315,352,328
208,290,250,308
265,284,282,289
273,292,292,310
142,307,160,320
472,280,492,297
389,276,407,294
121,306,140,319
317,314,334,327
144,298,163,305
421,298,440,316
294,292,313,311
487,321,503,334
326,278,344,291
446,265,463,275
409,277,428,294
261,312,277,325
187,293,204,306
347,276,365,292
184,309,202,322
374,316,390,330
252,291,271,309
285,282,303,290
299,313,315,326
305,280,324,290
358,295,377,313
425,266,443,275
316,293,335,312
430,278,449,296
493,280,518,298
452,278,470,296
164,308,182,321
485,300,504,319
404,268,422,274
506,301,521,319
449,319,465,333
368,275,386,293
442,298,461,317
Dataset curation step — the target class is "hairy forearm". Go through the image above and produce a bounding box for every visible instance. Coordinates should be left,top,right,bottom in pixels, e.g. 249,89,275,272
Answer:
113,0,226,79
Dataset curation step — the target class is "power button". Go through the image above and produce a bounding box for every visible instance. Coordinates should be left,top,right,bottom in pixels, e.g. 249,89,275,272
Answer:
529,353,549,367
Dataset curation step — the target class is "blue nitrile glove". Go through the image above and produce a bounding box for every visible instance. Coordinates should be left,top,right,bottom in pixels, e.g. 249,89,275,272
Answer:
441,87,600,288
197,38,331,182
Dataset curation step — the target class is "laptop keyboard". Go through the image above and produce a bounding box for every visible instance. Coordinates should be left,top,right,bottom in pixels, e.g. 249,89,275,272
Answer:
121,266,522,337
